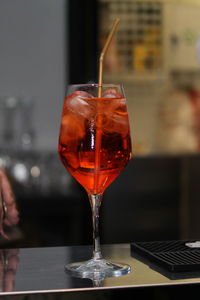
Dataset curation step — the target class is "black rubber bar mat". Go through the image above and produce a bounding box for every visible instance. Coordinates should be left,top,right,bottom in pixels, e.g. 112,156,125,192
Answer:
131,240,200,278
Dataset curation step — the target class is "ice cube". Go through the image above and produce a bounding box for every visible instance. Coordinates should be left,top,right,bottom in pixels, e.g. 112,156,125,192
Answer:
60,113,84,144
96,89,124,115
64,91,94,119
103,102,129,136
102,88,122,99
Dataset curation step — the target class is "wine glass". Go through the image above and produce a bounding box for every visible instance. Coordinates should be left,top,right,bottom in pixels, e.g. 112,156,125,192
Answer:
58,84,132,279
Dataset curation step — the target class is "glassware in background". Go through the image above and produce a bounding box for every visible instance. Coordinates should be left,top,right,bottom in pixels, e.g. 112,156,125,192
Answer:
58,83,132,279
0,95,35,153
0,95,36,193
0,94,72,197
8,151,73,197
19,97,35,151
1,96,19,152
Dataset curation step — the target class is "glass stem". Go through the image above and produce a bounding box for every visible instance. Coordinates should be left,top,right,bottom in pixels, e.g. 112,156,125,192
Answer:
89,194,103,260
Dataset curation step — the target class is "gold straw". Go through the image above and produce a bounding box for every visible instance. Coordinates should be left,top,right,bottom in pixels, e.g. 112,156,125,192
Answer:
94,18,120,193
98,18,120,97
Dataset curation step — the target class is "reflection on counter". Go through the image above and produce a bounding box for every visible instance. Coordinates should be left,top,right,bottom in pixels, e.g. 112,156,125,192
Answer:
0,249,19,292
0,168,23,247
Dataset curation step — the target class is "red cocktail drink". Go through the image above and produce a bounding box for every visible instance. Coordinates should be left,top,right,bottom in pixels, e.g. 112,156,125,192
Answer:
59,89,131,195
58,84,132,279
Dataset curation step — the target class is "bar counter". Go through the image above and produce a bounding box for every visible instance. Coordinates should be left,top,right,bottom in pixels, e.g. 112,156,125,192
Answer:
2,243,200,298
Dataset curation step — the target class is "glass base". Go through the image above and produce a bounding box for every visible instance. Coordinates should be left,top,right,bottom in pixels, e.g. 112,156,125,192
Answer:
65,258,131,281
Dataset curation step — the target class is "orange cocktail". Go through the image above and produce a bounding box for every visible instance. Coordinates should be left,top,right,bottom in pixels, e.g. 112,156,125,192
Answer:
58,84,132,279
59,85,132,195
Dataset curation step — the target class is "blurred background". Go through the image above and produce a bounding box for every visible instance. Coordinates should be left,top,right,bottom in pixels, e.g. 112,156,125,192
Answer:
1,0,200,248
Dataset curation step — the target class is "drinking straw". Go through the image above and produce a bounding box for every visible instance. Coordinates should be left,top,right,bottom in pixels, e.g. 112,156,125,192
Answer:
98,18,120,97
94,18,120,193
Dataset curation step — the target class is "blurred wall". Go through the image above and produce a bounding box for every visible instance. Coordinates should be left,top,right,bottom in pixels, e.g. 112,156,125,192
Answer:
0,0,67,150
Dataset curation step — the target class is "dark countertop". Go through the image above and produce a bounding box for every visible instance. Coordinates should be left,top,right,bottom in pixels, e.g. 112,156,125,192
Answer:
1,243,200,297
